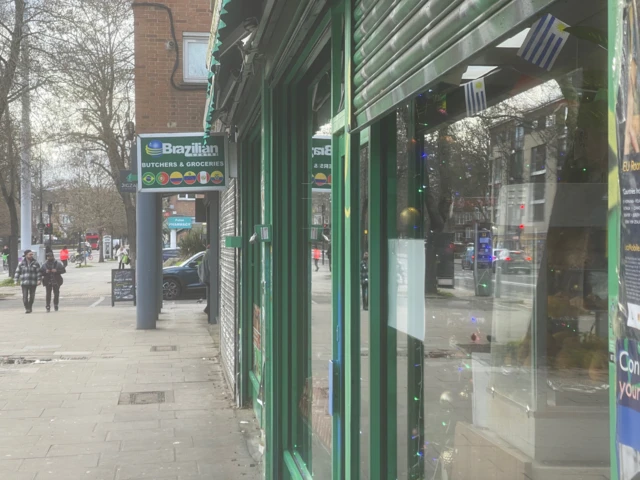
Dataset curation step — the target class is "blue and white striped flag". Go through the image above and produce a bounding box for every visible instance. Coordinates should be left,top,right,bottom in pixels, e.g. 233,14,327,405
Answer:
464,78,487,117
517,14,570,71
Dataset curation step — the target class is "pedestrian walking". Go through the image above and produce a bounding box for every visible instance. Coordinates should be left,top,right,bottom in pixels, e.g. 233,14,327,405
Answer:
13,250,41,314
326,245,331,272
198,245,211,314
313,247,321,272
116,244,129,269
2,245,9,272
59,246,69,268
360,252,369,311
75,245,84,267
40,251,66,312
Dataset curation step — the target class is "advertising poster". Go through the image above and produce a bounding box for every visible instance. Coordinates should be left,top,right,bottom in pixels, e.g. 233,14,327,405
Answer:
616,1,640,478
388,239,425,341
137,133,227,192
311,135,332,192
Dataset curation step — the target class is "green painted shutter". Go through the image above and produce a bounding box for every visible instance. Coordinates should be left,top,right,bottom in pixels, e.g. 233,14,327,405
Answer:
351,0,558,127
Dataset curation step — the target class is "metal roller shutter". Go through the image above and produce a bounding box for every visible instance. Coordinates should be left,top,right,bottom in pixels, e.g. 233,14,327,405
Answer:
352,0,557,127
219,178,238,396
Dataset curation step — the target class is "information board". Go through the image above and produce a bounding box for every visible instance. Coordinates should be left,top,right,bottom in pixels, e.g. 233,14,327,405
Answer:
111,269,136,306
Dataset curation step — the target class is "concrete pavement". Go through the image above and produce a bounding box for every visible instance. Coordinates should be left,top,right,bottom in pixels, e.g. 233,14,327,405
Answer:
0,261,262,480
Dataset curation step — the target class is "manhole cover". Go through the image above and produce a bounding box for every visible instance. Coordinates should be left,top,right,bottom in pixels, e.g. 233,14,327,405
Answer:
150,346,177,352
118,391,174,405
0,357,36,365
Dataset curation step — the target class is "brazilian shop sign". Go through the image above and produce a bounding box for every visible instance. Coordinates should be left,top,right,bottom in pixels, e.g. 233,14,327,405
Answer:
137,133,227,193
312,135,331,192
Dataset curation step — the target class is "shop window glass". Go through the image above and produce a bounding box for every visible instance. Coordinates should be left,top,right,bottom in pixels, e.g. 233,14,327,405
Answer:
389,3,609,478
297,57,333,478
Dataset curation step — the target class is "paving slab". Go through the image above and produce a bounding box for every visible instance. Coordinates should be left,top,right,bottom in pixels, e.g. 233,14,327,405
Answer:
0,261,263,480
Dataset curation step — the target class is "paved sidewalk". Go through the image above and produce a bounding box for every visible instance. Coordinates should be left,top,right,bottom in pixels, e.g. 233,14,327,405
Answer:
0,292,262,479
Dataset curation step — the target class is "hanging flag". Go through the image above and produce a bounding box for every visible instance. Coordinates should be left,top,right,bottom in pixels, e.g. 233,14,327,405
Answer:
464,78,487,117
517,14,570,71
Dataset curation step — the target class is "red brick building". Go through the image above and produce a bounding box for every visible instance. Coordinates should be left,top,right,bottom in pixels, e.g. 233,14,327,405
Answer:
133,0,213,231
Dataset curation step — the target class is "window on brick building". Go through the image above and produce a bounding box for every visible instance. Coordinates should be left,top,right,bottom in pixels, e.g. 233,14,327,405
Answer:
183,32,210,84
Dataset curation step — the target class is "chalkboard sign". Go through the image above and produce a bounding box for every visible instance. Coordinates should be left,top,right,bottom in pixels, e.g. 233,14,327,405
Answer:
111,269,136,306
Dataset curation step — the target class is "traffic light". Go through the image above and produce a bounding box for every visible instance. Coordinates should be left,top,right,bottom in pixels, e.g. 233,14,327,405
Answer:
518,224,525,231
45,223,52,235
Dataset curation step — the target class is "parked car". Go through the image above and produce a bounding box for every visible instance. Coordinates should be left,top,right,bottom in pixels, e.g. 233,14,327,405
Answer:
461,246,474,269
494,250,532,274
492,248,509,272
162,251,206,300
162,248,180,262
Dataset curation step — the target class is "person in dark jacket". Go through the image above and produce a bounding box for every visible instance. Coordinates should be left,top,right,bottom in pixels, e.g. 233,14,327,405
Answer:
40,251,66,312
198,245,211,314
14,250,41,313
360,252,369,311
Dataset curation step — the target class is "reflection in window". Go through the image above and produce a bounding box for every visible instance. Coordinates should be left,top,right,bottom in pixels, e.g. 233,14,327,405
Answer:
392,3,609,478
531,145,547,172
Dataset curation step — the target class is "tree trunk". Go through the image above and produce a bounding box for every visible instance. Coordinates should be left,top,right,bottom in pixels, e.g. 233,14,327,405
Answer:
425,233,438,294
0,0,24,124
8,199,19,277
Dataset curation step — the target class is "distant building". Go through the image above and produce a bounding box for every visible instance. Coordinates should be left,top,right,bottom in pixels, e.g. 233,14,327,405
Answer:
489,98,569,253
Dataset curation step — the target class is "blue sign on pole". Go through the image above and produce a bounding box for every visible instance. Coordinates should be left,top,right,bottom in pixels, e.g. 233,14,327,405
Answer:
166,216,193,229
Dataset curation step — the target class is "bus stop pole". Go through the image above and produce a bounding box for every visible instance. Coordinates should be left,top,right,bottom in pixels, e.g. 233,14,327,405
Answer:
208,192,220,325
136,191,158,329
156,194,163,316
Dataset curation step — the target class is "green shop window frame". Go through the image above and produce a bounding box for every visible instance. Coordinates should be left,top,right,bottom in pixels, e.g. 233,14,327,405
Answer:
261,4,366,479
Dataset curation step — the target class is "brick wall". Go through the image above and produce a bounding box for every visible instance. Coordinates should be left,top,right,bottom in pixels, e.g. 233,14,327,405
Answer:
133,0,212,134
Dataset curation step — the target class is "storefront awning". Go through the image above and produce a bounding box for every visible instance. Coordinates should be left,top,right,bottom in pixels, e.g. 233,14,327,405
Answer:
202,0,229,138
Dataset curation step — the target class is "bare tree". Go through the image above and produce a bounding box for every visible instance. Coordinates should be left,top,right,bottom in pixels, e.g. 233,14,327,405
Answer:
0,111,20,275
56,157,128,263
0,0,24,123
50,0,136,259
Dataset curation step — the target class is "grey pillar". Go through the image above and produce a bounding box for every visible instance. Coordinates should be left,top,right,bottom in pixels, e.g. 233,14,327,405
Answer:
136,191,158,329
208,192,220,324
156,195,163,316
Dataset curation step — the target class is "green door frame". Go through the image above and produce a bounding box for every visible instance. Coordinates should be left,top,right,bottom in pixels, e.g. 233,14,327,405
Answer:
239,124,263,420
263,9,350,480
608,0,620,478
342,1,361,477
367,112,399,480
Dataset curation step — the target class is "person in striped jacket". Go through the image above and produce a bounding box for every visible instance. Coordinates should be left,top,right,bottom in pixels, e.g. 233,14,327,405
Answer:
14,250,42,314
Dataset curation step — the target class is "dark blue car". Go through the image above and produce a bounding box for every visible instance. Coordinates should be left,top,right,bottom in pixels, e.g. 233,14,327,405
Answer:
162,251,206,300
